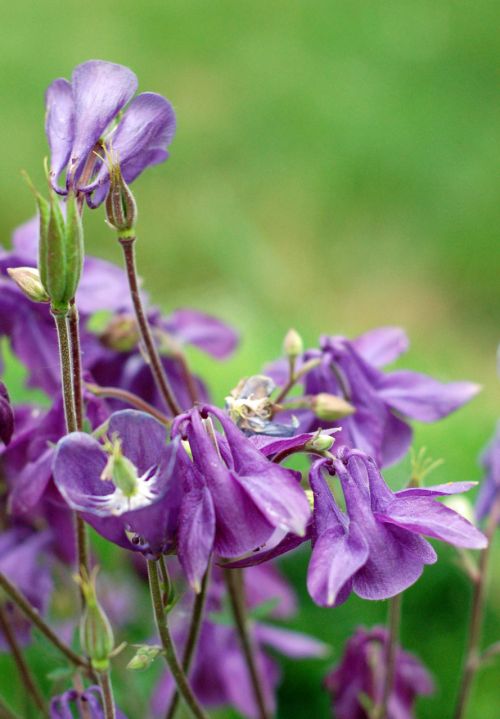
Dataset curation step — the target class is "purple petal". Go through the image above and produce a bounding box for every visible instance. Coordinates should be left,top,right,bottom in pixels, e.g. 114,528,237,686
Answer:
45,78,75,188
0,382,14,446
223,531,309,569
162,309,238,359
376,497,487,549
71,60,137,175
255,623,329,658
8,448,53,515
77,257,131,314
380,413,413,467
377,370,481,422
178,480,215,591
11,217,39,261
396,481,478,498
107,409,168,474
351,326,409,367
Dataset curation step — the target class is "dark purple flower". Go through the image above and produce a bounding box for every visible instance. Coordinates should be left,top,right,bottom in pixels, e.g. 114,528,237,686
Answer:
53,410,181,556
324,626,434,719
45,60,175,204
476,421,500,522
0,382,14,446
270,327,480,467
50,685,127,718
171,405,311,590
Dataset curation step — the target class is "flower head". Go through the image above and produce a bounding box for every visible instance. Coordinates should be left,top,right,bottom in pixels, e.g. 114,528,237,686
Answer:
50,685,127,718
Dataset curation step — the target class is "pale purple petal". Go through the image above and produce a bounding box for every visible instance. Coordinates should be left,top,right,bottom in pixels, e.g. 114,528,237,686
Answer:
395,481,478,498
377,370,481,422
11,217,39,261
380,413,413,467
255,623,329,658
351,326,409,367
45,78,75,187
77,257,131,314
376,497,487,549
163,309,238,359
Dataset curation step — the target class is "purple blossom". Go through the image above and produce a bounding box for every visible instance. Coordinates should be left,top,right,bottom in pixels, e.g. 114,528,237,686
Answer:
0,382,14,446
50,685,127,718
171,405,311,590
324,626,434,719
45,60,175,204
476,421,500,522
53,410,181,556
270,327,480,467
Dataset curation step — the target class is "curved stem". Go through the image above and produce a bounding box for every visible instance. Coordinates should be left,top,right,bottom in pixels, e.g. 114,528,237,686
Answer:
223,568,270,719
453,496,500,719
165,566,210,719
119,237,182,416
0,572,90,671
373,593,402,719
0,604,48,717
147,560,209,719
86,383,171,426
97,671,116,719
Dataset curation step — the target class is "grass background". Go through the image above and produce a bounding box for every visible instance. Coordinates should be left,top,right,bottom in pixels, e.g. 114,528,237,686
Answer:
0,1,498,717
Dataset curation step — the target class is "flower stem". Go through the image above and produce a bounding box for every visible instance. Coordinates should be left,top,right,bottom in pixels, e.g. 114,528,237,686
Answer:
0,571,91,671
85,383,171,425
165,566,210,719
373,593,402,719
0,695,21,719
453,496,500,719
118,236,182,416
223,568,270,719
68,300,83,430
146,560,209,719
273,358,321,407
0,604,48,718
98,671,116,719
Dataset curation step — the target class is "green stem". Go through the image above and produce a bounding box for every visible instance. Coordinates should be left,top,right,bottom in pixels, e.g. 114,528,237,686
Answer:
97,671,116,719
118,237,182,416
453,496,500,719
373,594,402,719
165,566,210,719
0,604,48,718
85,383,171,425
223,568,270,719
146,560,209,719
68,300,83,431
273,358,321,407
0,571,90,671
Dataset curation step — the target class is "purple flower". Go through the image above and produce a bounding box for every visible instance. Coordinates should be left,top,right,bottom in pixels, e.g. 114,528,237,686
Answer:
50,685,127,718
45,60,175,204
270,327,480,467
324,626,434,719
171,405,311,590
476,421,500,522
0,382,14,446
53,410,181,556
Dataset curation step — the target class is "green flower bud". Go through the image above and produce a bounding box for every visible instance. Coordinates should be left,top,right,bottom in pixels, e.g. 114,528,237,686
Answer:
127,644,163,671
78,568,114,671
7,267,50,303
312,393,355,421
283,328,303,359
305,432,335,452
105,163,137,235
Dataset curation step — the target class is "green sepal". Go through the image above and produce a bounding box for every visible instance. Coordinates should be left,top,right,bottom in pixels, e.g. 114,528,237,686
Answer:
64,191,84,302
45,187,68,304
35,192,51,291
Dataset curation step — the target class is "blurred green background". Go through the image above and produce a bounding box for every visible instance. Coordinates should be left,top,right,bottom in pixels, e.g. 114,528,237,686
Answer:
0,1,498,717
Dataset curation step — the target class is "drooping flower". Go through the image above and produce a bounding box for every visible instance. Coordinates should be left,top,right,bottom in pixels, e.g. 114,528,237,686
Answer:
52,410,181,556
269,327,480,467
476,421,500,522
45,60,175,205
171,405,311,590
324,626,434,719
0,382,14,446
50,685,127,718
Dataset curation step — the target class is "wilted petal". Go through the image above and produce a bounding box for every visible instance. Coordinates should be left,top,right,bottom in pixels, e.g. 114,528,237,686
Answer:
351,326,409,367
377,370,481,422
45,78,75,188
376,496,487,549
163,309,238,359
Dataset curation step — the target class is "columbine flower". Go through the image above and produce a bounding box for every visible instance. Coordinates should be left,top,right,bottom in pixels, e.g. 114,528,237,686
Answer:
50,685,127,718
0,382,14,446
171,405,311,590
53,410,181,556
45,60,175,205
269,327,480,467
476,421,500,522
324,626,434,719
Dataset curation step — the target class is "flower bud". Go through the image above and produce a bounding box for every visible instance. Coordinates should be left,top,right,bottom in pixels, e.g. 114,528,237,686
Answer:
305,432,335,452
100,315,139,352
7,267,50,303
105,163,137,235
312,393,355,421
127,644,163,671
283,328,303,359
78,568,114,671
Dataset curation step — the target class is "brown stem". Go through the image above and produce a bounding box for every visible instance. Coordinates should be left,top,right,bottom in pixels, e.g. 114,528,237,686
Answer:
97,671,116,719
119,237,181,416
373,593,402,719
273,358,321,407
86,383,171,426
68,300,83,430
0,695,21,719
223,568,270,719
0,604,48,717
453,496,500,719
165,566,210,719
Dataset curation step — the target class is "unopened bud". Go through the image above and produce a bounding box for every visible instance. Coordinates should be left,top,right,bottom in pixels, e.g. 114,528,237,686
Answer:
100,315,139,352
77,568,114,671
305,433,335,452
7,267,50,303
313,393,355,421
127,644,163,671
105,164,137,235
283,328,303,359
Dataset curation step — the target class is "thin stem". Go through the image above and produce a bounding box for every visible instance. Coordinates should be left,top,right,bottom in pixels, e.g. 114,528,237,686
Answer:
119,237,182,416
0,695,21,719
453,496,500,719
223,568,270,719
273,358,321,407
68,300,83,431
174,351,199,406
0,572,90,671
86,383,171,425
97,671,116,719
146,560,209,719
0,604,48,718
165,566,210,719
373,593,402,719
